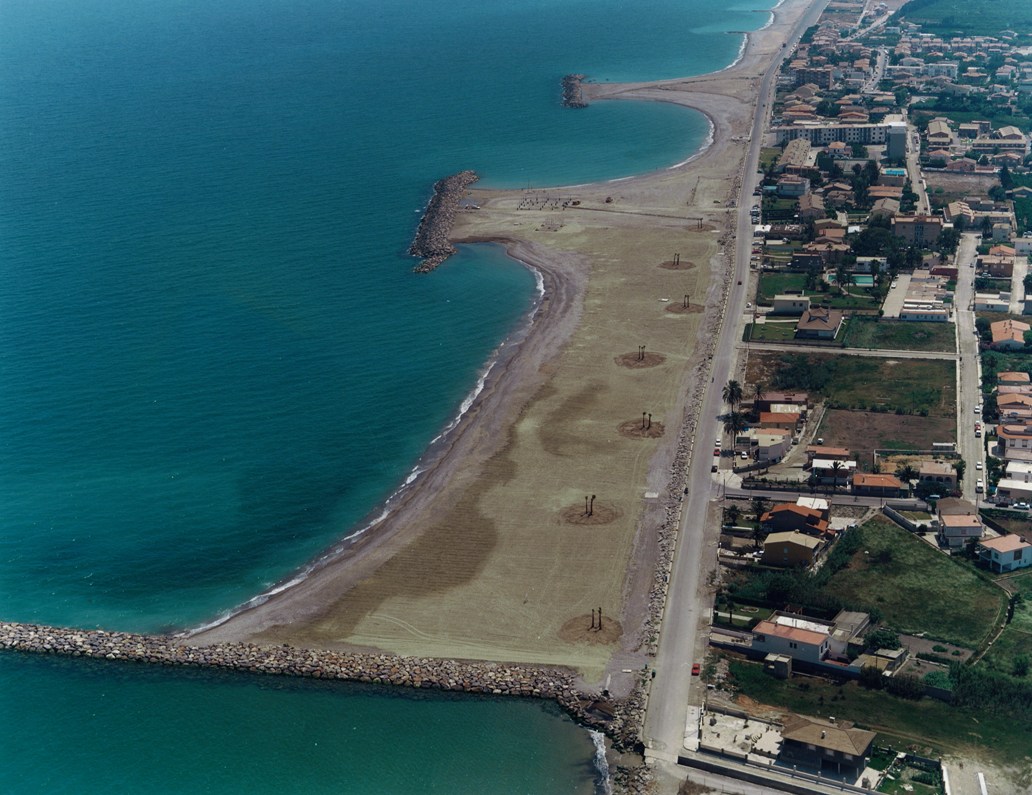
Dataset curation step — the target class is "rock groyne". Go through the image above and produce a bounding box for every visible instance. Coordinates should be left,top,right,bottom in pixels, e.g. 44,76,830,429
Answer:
409,170,479,273
561,74,588,108
0,621,643,751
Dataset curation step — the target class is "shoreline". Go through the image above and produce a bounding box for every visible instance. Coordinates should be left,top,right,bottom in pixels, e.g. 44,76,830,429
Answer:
184,0,816,690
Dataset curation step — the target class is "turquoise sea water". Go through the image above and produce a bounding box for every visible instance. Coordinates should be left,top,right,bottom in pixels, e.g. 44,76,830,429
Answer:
0,0,773,790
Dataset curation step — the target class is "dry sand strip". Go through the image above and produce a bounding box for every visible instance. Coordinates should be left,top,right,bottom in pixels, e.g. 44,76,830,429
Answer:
190,0,818,688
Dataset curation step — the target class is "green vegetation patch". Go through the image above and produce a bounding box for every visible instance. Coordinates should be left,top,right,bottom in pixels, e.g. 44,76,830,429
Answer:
759,147,781,171
754,352,956,417
980,569,1032,677
843,317,957,353
726,658,1032,764
756,272,807,305
823,517,1006,648
898,0,1032,40
743,322,800,343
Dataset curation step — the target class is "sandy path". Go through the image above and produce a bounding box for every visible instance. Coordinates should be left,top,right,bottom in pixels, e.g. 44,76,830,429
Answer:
189,0,818,687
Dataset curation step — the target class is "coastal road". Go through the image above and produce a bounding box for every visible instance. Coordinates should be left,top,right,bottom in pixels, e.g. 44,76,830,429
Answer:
640,0,831,771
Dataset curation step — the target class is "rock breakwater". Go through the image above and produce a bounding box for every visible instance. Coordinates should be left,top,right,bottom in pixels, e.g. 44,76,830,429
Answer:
561,74,588,108
0,621,642,751
409,170,479,272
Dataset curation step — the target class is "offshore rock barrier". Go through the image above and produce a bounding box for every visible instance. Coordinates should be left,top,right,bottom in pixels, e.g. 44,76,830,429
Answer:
0,621,643,752
561,74,588,108
409,170,479,272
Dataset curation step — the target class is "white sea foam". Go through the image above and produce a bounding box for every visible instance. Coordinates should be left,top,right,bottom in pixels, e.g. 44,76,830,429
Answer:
590,730,612,795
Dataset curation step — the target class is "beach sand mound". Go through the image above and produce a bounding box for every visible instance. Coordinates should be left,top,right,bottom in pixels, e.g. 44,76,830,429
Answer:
617,420,665,439
560,502,622,525
613,352,666,369
664,303,704,315
558,614,623,645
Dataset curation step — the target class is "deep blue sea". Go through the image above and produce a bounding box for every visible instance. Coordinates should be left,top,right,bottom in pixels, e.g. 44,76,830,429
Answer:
0,0,773,790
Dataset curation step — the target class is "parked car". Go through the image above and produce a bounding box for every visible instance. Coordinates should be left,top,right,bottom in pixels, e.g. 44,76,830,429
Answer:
976,479,985,493
1015,502,1030,511
976,461,983,470
691,663,701,676
975,404,982,414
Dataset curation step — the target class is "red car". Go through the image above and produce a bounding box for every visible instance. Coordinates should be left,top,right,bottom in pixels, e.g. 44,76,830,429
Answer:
691,663,701,676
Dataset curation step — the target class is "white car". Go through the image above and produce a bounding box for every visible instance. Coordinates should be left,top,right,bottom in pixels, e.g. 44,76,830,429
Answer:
976,479,984,493
975,405,982,414
746,302,753,309
976,461,983,470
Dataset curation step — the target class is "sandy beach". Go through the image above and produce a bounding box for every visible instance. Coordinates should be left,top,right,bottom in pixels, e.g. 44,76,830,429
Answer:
190,0,820,687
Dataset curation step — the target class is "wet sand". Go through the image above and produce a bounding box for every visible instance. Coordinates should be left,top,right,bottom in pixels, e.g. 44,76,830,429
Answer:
190,0,818,688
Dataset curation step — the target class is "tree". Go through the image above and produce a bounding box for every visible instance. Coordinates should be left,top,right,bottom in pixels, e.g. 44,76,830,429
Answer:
830,460,845,491
724,504,741,528
865,627,901,650
723,411,746,441
897,463,918,493
937,228,960,255
1000,163,1014,192
722,379,744,411
954,458,966,482
752,496,768,524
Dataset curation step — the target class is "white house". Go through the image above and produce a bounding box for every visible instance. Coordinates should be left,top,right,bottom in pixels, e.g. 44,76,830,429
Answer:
977,535,1032,573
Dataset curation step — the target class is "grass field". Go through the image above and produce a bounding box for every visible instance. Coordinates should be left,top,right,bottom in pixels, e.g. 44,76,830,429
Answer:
898,0,1032,39
727,657,1032,772
756,272,806,304
823,517,1006,648
980,569,1032,677
746,352,957,417
743,321,801,343
843,318,956,353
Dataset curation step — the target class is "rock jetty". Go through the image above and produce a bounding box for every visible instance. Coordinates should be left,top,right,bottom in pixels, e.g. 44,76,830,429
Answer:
409,170,479,272
561,74,588,108
0,621,643,752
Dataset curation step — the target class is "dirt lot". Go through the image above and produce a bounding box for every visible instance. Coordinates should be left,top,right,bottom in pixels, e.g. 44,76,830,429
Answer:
925,171,998,208
815,409,956,468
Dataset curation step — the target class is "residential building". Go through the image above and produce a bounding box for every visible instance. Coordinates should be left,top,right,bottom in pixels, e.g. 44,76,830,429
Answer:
740,428,793,463
752,613,832,664
771,294,811,316
851,473,904,497
993,477,1032,505
997,423,1032,460
758,411,802,432
977,535,1032,573
755,392,808,412
811,458,856,485
795,496,830,519
779,715,876,779
805,445,851,465
891,215,944,246
925,118,953,147
761,503,831,537
918,461,957,490
761,531,824,568
990,319,1030,351
795,307,844,339
978,254,1015,278
998,372,1031,387
937,512,984,550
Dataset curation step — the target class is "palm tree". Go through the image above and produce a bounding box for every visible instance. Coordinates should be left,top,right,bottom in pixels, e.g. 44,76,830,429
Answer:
897,463,918,494
723,411,746,443
752,382,765,420
723,379,744,411
830,460,845,492
725,504,741,528
752,496,768,524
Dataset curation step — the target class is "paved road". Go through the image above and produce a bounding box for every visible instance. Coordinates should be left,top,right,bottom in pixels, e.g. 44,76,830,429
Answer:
954,232,982,501
640,0,831,771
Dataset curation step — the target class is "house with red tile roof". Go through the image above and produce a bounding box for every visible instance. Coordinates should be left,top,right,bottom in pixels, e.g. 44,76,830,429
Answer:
977,535,1032,573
